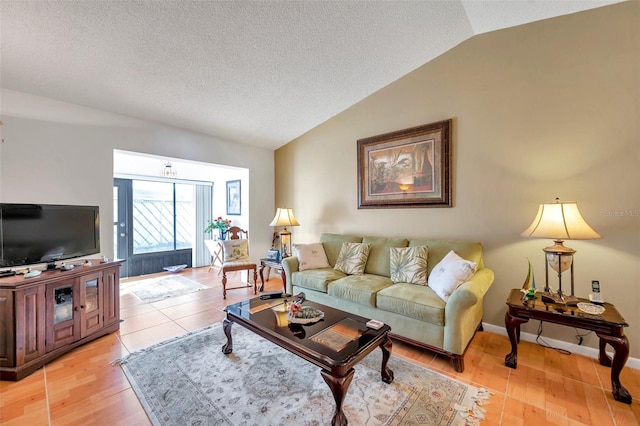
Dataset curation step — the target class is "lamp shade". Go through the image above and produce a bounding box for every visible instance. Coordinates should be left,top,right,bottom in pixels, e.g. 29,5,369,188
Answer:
521,198,601,241
269,208,300,227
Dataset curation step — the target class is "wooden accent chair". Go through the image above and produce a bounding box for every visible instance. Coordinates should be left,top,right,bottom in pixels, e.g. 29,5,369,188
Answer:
220,226,257,299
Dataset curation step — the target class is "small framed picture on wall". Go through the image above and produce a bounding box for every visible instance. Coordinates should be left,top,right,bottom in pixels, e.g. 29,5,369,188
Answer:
226,180,241,215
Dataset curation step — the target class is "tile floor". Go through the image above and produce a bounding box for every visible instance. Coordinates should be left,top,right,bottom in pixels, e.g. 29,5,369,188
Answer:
1,267,639,425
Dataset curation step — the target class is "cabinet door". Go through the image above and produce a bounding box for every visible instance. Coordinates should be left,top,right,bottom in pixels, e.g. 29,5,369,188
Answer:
15,285,46,364
46,279,79,352
0,289,15,367
80,271,104,337
102,267,120,326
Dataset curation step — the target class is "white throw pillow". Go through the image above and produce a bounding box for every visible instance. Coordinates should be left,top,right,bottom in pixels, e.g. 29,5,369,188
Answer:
390,246,428,285
293,243,330,271
334,242,370,275
428,250,477,301
222,240,250,262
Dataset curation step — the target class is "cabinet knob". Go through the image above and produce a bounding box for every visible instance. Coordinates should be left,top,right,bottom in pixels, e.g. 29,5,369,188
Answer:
74,306,80,311
81,305,86,309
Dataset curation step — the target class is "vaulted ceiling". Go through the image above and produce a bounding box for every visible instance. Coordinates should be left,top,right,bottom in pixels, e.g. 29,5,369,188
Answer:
0,1,621,149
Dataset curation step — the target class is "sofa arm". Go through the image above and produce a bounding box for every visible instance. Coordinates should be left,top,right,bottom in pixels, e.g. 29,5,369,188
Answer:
443,267,495,354
281,256,299,294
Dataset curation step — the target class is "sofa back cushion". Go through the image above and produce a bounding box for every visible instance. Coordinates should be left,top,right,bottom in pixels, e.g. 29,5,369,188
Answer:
320,233,363,267
409,239,483,275
362,236,409,277
428,250,478,301
390,246,428,285
293,243,330,271
334,242,370,275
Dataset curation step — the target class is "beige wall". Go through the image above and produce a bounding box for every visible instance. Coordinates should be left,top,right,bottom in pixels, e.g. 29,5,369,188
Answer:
275,2,640,356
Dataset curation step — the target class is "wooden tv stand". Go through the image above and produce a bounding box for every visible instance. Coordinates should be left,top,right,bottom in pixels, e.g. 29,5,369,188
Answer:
0,260,122,381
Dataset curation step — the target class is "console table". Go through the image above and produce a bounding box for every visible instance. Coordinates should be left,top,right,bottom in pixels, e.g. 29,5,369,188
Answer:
504,289,631,404
258,258,286,293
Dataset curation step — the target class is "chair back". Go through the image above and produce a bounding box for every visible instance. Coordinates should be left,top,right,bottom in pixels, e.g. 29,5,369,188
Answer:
223,226,248,241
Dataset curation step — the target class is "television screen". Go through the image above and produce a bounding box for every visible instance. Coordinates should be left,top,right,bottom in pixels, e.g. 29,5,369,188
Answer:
0,203,100,268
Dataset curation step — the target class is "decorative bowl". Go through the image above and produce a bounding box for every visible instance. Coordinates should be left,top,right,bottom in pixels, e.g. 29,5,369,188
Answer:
288,306,324,324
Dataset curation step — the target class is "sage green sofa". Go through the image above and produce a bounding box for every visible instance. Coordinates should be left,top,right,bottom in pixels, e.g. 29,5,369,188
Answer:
281,233,495,372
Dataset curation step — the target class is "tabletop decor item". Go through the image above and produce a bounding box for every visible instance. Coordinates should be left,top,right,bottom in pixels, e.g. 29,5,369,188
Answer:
269,207,300,258
577,302,606,315
521,198,601,305
205,216,232,240
288,292,324,324
520,258,537,301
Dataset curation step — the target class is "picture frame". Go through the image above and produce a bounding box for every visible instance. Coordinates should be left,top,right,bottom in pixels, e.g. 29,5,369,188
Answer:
226,180,241,215
357,119,452,209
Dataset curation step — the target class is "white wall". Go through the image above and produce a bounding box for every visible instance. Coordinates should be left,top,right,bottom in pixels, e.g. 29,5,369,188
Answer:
0,90,275,264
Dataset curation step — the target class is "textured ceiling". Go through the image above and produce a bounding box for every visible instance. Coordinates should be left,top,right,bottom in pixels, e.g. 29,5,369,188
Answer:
0,1,620,150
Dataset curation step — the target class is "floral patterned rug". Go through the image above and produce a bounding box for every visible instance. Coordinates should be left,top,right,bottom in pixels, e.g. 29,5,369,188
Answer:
121,275,208,303
114,323,490,425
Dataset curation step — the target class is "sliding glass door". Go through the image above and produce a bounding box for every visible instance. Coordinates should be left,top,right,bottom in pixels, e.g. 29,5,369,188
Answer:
114,178,197,277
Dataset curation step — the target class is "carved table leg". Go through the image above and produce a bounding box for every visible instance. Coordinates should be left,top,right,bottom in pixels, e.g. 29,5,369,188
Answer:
504,311,528,369
598,337,612,367
596,333,632,404
321,369,354,426
221,318,233,354
280,268,287,293
379,333,394,383
258,263,265,292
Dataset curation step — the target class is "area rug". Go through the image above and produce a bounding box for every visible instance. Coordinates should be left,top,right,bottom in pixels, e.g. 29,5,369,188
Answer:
121,275,208,303
113,323,490,425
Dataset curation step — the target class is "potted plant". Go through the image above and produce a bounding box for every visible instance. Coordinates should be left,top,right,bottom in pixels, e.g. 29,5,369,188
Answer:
205,217,232,240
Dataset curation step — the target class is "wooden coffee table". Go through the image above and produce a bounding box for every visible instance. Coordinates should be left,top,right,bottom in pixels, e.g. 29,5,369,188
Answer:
222,297,394,425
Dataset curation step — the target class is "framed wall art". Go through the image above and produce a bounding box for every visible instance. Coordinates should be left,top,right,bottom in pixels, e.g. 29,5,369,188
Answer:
226,180,241,215
357,119,452,208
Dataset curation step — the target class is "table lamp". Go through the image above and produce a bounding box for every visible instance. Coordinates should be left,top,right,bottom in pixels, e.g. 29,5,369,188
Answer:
521,198,601,305
269,208,300,258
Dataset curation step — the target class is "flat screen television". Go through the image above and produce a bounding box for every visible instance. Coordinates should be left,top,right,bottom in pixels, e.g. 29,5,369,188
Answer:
0,203,100,268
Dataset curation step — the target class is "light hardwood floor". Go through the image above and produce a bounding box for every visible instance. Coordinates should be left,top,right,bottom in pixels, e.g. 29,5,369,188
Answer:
1,267,639,425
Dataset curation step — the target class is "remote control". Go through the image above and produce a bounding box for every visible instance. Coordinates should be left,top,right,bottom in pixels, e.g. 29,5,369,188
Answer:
259,291,283,300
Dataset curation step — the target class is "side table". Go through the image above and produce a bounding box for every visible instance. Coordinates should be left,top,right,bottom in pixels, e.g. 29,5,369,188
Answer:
504,288,631,404
258,258,286,293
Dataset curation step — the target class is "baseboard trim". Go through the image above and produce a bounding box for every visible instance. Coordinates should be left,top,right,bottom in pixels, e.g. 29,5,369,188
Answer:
482,322,640,370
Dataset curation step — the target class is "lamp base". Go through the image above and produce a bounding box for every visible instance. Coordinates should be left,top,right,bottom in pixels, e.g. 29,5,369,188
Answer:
540,291,579,306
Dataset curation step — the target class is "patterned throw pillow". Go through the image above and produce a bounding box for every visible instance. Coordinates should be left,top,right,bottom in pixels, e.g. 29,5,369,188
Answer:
428,250,477,301
222,240,250,262
390,246,428,285
293,243,330,271
334,242,371,275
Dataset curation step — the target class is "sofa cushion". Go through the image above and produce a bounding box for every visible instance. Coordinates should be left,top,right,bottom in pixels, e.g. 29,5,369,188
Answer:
334,242,370,275
221,239,249,261
428,250,477,302
390,246,428,285
328,274,394,307
376,283,445,325
293,268,346,293
409,239,483,275
320,233,363,267
293,243,330,271
362,237,409,277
